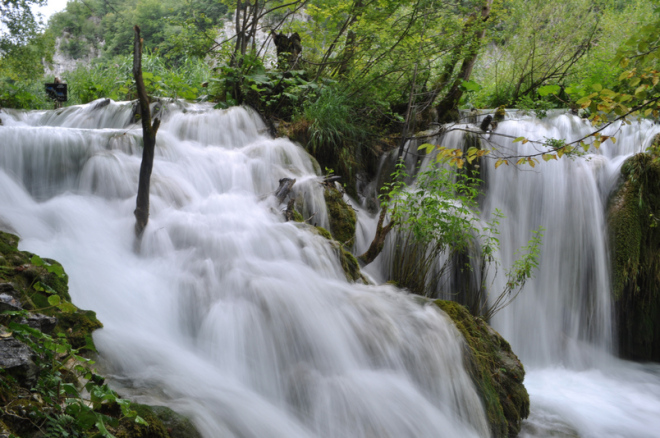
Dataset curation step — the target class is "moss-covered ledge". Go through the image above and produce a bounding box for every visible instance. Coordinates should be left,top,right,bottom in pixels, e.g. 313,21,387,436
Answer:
435,300,530,438
608,151,660,361
0,230,202,438
308,225,368,283
323,184,357,245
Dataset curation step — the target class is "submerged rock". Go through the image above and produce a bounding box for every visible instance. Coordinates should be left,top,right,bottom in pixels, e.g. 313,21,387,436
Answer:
435,300,530,437
608,152,660,361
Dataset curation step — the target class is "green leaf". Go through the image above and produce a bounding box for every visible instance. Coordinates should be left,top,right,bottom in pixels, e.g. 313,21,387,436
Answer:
513,137,525,143
460,80,482,92
48,295,61,306
47,263,65,278
418,143,436,154
538,85,560,96
58,301,78,313
592,83,602,92
31,255,45,266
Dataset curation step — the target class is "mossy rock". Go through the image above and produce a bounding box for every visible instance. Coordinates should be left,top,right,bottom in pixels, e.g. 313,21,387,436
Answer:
0,230,102,351
494,106,506,122
292,209,304,223
148,405,203,438
313,226,333,241
339,247,362,283
435,300,529,438
112,403,201,438
608,153,660,361
310,225,367,283
323,185,356,245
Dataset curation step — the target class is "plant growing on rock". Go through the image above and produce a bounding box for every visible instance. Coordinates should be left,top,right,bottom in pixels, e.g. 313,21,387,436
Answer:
374,161,543,319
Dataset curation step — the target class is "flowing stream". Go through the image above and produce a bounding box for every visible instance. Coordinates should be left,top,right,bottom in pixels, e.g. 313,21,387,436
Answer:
2,102,660,437
0,101,488,438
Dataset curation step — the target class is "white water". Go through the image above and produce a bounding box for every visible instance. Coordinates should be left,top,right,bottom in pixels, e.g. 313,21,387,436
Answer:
0,101,489,438
369,111,660,438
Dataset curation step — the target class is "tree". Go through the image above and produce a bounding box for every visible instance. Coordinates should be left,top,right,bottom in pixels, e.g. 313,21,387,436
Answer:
133,25,161,239
0,0,46,50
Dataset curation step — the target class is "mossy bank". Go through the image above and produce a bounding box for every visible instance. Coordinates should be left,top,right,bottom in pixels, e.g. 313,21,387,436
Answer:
0,230,201,438
608,151,660,361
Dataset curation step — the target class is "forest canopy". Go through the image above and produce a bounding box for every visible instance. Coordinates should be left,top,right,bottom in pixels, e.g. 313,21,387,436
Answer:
0,0,658,137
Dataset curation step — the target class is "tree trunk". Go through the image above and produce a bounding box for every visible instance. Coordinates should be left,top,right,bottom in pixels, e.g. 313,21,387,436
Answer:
434,0,493,123
358,206,394,266
133,25,160,239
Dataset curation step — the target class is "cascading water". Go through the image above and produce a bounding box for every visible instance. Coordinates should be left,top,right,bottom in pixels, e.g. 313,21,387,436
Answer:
0,101,489,438
369,111,660,437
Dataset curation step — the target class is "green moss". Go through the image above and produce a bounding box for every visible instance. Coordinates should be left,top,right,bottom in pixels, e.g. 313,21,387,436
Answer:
494,106,506,122
324,185,357,245
314,226,333,240
310,225,366,283
292,209,304,222
147,405,203,438
435,300,529,438
56,310,102,350
0,231,19,255
340,248,362,283
114,403,171,438
111,403,202,438
608,152,660,361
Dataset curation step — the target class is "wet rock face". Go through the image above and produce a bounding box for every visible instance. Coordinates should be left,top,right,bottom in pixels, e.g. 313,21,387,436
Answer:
608,152,660,361
435,300,530,438
0,336,38,387
0,291,22,311
25,313,57,334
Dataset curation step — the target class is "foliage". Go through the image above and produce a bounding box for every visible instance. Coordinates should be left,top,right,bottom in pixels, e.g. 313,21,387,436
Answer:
0,0,46,49
210,52,319,116
0,25,54,109
0,77,51,109
297,86,380,192
2,310,149,438
58,53,210,105
48,0,227,64
382,161,543,318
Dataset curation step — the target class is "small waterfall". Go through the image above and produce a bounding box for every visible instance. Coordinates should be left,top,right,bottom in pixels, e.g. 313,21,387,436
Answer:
0,101,489,438
372,111,660,437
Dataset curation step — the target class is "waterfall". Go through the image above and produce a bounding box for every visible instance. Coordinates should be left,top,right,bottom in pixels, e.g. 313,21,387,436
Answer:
369,111,660,437
0,101,489,438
